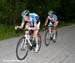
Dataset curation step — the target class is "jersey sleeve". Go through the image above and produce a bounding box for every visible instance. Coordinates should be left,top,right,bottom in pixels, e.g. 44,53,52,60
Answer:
53,15,58,21
30,13,37,23
33,16,37,23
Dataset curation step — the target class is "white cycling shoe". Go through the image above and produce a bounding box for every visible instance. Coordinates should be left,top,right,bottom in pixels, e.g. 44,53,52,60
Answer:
35,44,39,53
53,34,56,42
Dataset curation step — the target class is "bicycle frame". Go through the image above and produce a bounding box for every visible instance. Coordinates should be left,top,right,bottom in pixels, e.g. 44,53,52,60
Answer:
44,26,57,46
24,33,33,47
48,26,54,33
16,29,41,60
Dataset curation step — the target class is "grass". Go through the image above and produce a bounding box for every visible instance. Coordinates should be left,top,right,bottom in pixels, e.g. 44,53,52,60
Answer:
0,24,23,40
0,21,75,40
58,21,75,27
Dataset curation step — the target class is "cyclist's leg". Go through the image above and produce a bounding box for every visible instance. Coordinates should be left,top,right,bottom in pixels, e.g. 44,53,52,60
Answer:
34,21,41,52
48,27,51,34
48,22,53,37
25,23,32,46
52,21,58,40
32,18,40,52
33,29,39,52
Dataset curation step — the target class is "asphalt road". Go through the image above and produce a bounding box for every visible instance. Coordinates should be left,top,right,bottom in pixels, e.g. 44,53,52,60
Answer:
0,25,75,63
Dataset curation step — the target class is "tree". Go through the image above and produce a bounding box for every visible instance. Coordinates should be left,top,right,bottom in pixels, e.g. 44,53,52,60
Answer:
60,0,75,21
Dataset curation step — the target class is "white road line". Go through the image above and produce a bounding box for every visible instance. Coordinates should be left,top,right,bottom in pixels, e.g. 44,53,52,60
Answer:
2,59,26,63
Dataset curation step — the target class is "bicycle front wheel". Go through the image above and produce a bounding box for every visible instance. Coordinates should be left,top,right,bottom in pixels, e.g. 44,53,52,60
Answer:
16,37,28,60
44,30,51,46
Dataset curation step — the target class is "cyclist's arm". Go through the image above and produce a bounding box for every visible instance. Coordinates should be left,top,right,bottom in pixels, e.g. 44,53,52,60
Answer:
50,18,54,22
49,17,55,22
17,18,30,29
51,15,58,22
17,22,25,29
44,18,48,26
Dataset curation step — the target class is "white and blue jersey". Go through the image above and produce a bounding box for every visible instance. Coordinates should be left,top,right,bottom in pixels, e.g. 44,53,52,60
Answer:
22,13,39,26
22,13,40,32
29,13,38,26
47,14,58,26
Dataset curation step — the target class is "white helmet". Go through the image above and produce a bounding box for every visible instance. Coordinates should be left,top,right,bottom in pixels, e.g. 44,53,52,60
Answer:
21,10,29,17
48,10,54,16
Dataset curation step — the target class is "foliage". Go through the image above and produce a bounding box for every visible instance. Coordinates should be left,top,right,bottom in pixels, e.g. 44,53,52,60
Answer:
0,24,23,40
0,0,75,25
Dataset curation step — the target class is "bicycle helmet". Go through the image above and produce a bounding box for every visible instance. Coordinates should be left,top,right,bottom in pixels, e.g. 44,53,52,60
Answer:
21,10,29,17
48,10,54,16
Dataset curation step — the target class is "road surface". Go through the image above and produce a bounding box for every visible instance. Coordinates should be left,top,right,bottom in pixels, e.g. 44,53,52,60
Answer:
0,25,75,63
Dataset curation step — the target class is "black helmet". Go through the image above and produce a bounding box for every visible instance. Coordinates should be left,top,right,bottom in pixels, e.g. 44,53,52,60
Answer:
21,10,29,17
48,10,54,16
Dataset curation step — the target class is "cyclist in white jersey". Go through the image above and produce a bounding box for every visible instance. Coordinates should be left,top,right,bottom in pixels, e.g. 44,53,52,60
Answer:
44,10,58,41
15,10,40,52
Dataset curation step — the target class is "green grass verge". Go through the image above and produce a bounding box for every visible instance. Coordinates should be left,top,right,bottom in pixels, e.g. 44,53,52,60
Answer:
0,24,23,40
58,21,75,27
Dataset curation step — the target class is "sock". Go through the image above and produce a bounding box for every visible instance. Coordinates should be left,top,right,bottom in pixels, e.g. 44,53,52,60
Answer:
53,31,56,39
35,38,38,47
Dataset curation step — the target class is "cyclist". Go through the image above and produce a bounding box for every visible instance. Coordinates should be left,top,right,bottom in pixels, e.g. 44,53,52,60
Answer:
15,10,40,52
44,10,58,42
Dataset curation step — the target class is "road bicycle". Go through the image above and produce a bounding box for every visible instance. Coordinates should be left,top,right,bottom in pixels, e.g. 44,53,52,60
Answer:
44,26,58,46
16,29,41,60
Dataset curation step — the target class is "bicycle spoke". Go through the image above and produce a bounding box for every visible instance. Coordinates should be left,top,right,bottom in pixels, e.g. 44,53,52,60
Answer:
16,37,28,60
44,30,51,46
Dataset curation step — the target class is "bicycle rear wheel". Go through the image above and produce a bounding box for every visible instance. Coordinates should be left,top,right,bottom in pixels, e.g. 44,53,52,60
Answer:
44,30,51,46
16,37,28,60
37,34,41,52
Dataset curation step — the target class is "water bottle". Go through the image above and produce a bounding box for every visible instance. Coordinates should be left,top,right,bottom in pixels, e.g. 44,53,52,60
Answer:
30,36,36,46
30,36,34,43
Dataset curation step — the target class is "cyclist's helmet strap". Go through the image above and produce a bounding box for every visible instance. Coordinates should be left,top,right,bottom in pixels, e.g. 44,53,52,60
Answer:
21,10,29,17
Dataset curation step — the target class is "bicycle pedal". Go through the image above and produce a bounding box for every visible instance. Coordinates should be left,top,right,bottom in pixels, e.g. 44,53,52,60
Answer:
32,43,36,47
53,39,56,43
50,37,53,40
29,46,33,51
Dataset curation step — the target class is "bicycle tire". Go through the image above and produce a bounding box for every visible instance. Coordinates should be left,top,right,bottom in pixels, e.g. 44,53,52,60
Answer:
16,37,28,60
37,34,41,52
56,31,58,40
44,30,51,46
